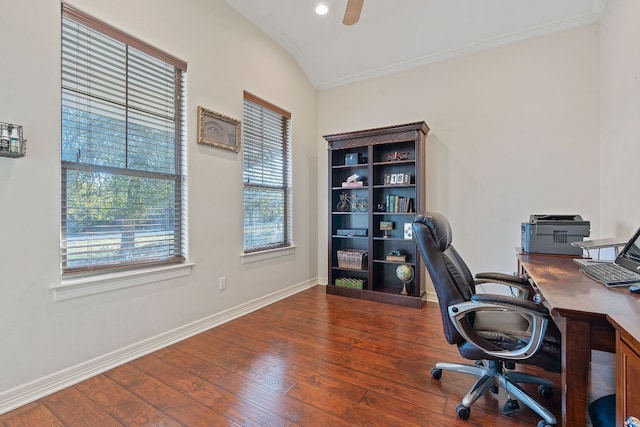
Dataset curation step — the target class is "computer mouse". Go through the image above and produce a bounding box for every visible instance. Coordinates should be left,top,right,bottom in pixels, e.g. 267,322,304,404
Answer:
629,285,640,294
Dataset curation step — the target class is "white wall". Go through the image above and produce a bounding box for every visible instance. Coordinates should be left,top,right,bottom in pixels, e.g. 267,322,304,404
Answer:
318,25,601,287
0,0,317,399
599,0,640,239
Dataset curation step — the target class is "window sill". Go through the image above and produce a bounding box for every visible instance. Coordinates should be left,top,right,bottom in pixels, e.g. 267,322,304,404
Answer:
51,262,194,302
241,245,296,264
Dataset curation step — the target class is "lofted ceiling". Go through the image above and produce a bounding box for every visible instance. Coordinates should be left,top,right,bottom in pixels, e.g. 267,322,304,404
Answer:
225,0,606,90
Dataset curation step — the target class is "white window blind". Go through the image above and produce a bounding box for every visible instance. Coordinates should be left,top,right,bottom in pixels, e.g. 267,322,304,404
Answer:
61,5,187,274
242,92,292,252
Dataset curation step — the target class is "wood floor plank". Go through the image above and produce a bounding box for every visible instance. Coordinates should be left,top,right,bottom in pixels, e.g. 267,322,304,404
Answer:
104,362,239,427
41,387,121,427
215,315,350,361
74,374,183,427
285,379,418,427
174,333,300,393
0,286,615,426
1,403,63,427
131,353,293,426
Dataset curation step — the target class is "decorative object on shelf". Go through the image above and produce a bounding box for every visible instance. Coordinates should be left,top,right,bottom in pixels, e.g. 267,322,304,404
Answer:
404,223,413,240
396,264,414,296
344,152,364,165
386,151,410,161
0,122,26,158
337,192,368,212
384,173,411,185
337,228,367,237
337,249,368,270
626,416,640,427
380,221,394,238
197,106,241,152
386,249,406,262
342,173,364,187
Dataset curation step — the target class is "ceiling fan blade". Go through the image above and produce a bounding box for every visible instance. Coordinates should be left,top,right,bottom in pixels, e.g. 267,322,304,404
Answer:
343,0,364,25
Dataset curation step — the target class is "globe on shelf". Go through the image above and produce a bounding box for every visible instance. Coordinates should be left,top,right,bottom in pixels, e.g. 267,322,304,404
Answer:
396,264,414,296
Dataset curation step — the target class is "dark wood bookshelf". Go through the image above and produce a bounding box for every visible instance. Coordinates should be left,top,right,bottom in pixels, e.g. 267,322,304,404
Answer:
325,121,429,308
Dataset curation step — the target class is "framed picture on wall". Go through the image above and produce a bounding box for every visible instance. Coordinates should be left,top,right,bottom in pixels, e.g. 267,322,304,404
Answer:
197,106,241,152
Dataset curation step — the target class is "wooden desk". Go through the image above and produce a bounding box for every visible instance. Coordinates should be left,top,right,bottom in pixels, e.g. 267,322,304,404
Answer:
517,252,640,427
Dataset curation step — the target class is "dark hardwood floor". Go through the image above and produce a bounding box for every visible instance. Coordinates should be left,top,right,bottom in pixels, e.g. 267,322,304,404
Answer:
0,285,614,426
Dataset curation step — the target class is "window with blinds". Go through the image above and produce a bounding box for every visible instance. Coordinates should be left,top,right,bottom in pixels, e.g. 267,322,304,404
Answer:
61,5,187,274
242,92,292,252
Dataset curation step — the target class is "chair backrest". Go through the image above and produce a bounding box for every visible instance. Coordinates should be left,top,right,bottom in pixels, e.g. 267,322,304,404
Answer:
412,212,476,345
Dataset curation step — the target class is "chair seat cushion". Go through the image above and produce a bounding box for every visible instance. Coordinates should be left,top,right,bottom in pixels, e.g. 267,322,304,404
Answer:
472,310,530,335
588,394,615,427
457,310,562,373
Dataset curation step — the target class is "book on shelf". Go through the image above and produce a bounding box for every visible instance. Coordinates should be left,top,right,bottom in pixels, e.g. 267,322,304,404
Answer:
385,195,414,213
385,255,407,262
342,181,364,187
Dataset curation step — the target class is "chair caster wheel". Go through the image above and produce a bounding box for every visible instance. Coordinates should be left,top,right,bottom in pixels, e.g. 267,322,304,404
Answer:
431,368,442,380
537,420,554,427
456,403,470,420
503,399,520,416
538,385,553,399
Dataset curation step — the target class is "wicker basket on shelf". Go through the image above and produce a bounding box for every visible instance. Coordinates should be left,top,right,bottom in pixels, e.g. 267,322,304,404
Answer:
337,249,367,270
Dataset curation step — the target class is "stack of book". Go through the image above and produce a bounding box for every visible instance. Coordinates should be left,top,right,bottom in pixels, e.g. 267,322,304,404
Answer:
385,195,414,213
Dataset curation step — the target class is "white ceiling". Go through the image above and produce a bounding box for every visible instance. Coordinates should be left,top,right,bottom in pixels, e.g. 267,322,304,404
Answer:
225,0,606,90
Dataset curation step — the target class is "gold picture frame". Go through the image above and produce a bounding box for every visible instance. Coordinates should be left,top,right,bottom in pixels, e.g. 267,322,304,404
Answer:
197,106,241,152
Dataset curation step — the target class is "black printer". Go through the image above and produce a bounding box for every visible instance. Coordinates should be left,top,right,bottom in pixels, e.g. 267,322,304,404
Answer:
521,214,590,255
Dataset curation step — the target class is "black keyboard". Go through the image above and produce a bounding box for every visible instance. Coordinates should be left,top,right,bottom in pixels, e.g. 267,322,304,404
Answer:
580,262,640,286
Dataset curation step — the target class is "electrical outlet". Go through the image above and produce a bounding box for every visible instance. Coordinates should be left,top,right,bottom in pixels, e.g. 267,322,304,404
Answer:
218,276,226,290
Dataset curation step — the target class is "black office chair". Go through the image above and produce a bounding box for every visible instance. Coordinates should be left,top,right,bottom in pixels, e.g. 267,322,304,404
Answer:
412,212,561,427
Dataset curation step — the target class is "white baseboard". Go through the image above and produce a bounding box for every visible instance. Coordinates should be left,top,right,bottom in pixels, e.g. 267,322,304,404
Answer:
425,290,438,302
0,279,319,415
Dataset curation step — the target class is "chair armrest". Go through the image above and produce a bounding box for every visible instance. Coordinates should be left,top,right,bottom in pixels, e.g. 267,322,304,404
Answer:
448,296,551,360
475,272,529,286
474,272,533,300
470,294,549,315
474,279,531,300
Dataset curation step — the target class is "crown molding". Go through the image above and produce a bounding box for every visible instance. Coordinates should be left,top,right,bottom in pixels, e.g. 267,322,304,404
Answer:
316,10,602,90
226,0,606,91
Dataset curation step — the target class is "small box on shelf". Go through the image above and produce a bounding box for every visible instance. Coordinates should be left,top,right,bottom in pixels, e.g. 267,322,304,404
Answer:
345,152,364,165
335,278,367,289
342,181,364,187
337,229,367,237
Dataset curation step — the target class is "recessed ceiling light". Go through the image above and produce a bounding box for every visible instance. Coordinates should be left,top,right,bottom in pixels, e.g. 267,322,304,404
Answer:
315,4,329,16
